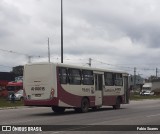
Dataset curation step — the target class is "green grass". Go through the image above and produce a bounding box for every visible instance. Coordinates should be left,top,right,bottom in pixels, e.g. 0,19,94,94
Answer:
130,94,160,100
0,97,24,108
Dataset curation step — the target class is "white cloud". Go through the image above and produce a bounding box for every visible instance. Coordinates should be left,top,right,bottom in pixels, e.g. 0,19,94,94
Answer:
0,0,160,77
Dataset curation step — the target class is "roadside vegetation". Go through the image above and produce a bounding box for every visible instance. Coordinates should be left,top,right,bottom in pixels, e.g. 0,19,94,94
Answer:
0,97,24,108
130,92,160,100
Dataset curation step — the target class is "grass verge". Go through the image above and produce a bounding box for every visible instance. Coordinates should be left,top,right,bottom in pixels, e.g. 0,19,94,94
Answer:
0,97,24,108
130,94,160,100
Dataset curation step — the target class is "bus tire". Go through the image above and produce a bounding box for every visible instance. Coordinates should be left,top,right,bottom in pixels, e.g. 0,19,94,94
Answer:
51,106,65,114
113,98,121,110
81,98,89,113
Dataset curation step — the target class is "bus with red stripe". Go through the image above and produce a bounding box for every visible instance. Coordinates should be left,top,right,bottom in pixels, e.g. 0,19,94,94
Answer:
23,62,129,113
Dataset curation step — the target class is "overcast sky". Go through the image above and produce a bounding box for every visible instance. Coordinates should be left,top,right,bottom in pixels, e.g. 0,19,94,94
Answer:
1,0,160,78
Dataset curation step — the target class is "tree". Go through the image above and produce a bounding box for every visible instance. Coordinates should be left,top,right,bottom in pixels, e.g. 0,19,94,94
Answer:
12,65,24,77
148,75,157,82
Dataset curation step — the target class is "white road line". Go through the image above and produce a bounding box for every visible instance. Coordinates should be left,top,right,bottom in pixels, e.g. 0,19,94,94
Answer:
147,113,160,117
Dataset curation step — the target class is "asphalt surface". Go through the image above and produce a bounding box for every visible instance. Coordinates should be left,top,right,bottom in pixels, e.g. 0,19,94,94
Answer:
0,99,160,134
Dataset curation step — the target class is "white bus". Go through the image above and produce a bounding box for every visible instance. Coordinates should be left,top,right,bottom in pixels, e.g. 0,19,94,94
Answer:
23,62,129,113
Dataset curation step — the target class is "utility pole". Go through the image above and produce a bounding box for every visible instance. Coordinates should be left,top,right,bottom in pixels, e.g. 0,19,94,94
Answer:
88,58,92,67
61,0,63,63
156,68,158,78
28,56,32,63
48,38,51,63
134,67,136,90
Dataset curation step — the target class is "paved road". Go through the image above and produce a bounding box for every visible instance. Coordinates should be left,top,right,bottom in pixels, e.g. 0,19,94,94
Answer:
0,99,160,134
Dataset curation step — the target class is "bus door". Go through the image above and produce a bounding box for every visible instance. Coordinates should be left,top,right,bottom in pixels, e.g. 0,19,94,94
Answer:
95,74,103,106
124,76,129,103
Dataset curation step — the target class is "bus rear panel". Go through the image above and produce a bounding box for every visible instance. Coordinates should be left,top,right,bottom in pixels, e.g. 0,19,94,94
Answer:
24,63,58,106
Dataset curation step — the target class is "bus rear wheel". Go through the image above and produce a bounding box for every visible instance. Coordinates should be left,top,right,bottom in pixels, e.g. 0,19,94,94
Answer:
51,106,65,114
81,98,89,113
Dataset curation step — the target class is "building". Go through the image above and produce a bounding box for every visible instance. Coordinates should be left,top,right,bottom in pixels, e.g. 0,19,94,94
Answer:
129,75,144,90
151,79,160,95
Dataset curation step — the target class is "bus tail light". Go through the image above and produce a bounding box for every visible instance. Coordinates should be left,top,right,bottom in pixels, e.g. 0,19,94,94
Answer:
50,88,55,98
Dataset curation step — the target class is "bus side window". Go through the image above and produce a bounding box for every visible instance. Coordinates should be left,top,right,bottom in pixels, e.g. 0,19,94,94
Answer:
115,73,123,86
68,68,81,85
59,67,68,84
104,72,114,86
82,70,94,85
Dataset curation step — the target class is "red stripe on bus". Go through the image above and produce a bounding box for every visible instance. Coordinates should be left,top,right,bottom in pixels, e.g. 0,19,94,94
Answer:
57,82,95,107
56,67,95,107
24,97,58,106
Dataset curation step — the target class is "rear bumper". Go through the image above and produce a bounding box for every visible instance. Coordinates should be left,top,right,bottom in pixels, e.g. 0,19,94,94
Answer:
24,97,58,107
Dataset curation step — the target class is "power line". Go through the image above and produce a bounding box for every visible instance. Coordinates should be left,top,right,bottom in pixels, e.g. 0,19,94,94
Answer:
0,48,40,57
0,48,41,63
0,48,28,56
92,59,160,71
92,59,134,70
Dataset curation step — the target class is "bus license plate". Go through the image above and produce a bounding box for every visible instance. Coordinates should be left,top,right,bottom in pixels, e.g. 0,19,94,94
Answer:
35,94,41,97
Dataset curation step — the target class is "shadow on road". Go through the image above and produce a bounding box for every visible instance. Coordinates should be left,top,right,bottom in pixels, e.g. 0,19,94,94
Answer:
28,107,126,117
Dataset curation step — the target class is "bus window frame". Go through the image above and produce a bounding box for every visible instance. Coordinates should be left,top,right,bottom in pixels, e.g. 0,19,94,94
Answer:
68,68,81,85
59,67,68,84
82,70,94,85
114,73,123,86
104,72,114,86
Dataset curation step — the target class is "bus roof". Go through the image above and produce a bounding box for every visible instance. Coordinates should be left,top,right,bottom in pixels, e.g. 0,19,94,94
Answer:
25,62,128,75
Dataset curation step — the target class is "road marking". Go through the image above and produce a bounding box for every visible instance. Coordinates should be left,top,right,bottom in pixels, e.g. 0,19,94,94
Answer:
147,113,160,117
52,132,62,134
